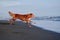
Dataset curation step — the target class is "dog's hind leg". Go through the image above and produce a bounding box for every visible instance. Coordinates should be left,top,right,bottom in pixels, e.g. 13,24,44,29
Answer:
9,18,16,25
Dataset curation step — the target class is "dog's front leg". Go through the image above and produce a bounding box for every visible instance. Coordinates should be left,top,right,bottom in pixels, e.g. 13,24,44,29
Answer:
25,20,32,28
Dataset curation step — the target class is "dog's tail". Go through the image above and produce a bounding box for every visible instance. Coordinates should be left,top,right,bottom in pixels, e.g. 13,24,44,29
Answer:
8,11,15,17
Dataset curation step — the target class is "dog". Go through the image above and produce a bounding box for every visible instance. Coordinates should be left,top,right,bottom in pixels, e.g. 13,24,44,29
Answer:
8,11,35,27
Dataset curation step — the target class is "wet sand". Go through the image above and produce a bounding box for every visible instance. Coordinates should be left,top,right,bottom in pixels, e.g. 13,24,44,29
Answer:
0,20,60,40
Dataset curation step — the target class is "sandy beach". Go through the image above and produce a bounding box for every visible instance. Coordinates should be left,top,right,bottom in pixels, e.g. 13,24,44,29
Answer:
0,20,60,40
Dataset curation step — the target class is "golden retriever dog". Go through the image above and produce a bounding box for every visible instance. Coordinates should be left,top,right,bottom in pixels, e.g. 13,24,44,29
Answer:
8,11,35,27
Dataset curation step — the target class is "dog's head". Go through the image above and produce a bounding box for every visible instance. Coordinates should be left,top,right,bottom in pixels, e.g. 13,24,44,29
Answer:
28,13,35,18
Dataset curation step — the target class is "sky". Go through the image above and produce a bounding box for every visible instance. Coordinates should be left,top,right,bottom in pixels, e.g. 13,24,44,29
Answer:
0,0,60,18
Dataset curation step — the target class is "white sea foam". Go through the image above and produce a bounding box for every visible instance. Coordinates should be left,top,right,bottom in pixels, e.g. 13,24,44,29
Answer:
32,20,60,33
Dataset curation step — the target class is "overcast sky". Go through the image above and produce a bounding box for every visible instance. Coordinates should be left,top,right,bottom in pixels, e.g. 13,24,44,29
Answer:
0,0,60,18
